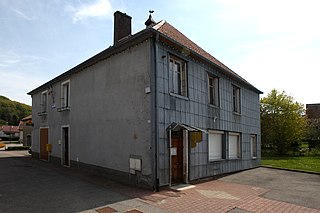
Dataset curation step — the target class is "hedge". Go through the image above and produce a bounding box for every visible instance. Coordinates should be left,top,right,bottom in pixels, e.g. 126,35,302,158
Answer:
6,146,30,151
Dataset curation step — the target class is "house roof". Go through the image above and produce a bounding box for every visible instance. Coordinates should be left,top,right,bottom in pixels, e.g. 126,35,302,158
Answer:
21,115,32,121
153,21,262,93
28,17,262,95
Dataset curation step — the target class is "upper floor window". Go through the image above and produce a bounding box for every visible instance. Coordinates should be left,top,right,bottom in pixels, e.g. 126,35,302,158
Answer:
61,80,70,109
170,55,187,96
40,91,47,113
232,85,241,113
251,134,257,159
208,75,219,106
229,132,241,159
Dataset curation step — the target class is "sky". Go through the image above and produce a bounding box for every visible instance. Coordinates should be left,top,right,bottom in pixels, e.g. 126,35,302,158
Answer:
1,0,320,106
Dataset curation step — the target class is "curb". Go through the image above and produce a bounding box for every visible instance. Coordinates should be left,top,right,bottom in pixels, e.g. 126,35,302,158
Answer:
259,165,320,175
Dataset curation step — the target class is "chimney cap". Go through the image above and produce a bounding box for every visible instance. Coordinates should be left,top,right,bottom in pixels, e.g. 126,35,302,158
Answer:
145,10,156,28
114,10,131,19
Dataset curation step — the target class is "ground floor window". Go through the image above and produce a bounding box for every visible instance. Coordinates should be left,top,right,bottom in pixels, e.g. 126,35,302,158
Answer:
208,130,224,160
229,132,241,159
251,134,257,158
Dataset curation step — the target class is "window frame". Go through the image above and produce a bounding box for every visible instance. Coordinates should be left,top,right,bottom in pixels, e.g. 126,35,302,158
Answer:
61,80,70,109
40,90,48,113
208,74,219,106
169,55,188,97
251,134,257,159
208,130,224,161
229,132,241,159
232,85,241,113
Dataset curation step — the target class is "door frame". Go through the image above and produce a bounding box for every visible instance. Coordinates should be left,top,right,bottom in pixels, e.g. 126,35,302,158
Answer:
61,125,70,167
169,129,189,186
39,127,49,161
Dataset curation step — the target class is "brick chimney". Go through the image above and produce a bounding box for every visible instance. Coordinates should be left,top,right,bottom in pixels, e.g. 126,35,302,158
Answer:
114,11,132,44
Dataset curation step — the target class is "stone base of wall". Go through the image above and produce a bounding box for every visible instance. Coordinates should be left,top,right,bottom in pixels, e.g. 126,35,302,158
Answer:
31,152,154,190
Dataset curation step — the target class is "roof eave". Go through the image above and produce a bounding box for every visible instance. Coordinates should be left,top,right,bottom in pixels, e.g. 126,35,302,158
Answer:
152,28,263,94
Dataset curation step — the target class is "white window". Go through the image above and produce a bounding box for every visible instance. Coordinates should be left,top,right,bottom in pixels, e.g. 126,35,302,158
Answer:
41,91,47,113
208,130,224,160
208,75,219,106
170,56,187,96
251,135,257,158
232,86,241,113
229,132,241,159
61,80,70,108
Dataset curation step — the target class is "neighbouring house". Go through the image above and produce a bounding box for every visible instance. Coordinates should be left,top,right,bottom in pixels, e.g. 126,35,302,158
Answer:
306,104,320,119
18,115,33,146
28,11,262,190
306,104,320,149
0,125,19,141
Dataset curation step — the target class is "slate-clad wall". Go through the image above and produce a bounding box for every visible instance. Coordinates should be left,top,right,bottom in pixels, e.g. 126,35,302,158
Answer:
156,42,261,186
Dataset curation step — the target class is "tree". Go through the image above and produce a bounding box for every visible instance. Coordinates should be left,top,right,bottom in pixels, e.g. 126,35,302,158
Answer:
261,89,306,155
0,95,31,125
305,118,320,151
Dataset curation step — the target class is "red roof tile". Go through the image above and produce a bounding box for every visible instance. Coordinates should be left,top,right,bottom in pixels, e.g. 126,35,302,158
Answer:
0,125,19,133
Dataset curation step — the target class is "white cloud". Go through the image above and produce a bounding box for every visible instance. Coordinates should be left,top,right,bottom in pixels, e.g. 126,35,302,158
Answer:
67,0,113,23
0,50,47,69
0,71,43,105
12,8,34,21
212,0,320,104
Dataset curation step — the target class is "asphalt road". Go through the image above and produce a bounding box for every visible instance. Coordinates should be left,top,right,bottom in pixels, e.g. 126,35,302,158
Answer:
219,167,320,210
1,151,319,212
0,151,166,213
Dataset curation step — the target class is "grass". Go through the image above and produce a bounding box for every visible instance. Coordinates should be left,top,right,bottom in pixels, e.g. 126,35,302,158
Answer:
262,156,320,173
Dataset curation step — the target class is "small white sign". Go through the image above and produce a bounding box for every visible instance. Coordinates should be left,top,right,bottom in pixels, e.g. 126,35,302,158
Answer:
170,147,177,156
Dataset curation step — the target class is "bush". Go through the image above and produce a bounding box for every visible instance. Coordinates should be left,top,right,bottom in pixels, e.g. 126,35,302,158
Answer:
6,146,30,151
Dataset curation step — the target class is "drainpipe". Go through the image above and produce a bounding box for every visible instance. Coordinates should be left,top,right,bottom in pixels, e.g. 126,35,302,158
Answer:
151,33,160,192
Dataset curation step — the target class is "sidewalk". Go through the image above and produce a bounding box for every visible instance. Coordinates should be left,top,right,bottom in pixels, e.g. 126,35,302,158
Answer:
95,172,320,213
113,181,320,213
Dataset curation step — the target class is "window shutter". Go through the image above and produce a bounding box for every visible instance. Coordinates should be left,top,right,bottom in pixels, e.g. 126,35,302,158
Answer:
209,132,222,160
229,134,239,158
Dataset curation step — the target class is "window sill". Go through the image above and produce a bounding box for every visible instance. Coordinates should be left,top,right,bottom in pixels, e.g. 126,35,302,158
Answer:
57,106,71,112
209,159,225,163
208,104,220,109
169,93,189,101
232,112,241,116
37,112,47,116
252,157,257,160
228,157,241,161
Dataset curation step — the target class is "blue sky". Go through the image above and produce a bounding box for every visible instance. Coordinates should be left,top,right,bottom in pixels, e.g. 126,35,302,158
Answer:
1,0,320,105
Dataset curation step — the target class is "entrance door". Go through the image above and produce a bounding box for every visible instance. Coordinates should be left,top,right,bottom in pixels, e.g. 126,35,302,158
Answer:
62,127,69,166
171,132,184,185
39,128,48,161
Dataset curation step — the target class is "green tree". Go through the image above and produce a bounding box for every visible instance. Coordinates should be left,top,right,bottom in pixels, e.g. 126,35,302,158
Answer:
305,118,320,151
261,89,306,155
0,95,31,125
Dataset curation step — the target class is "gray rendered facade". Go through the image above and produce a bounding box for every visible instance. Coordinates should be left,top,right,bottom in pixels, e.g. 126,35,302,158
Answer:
29,11,261,190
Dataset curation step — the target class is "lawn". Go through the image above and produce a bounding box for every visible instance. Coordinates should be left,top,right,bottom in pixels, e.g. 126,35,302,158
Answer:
261,156,320,173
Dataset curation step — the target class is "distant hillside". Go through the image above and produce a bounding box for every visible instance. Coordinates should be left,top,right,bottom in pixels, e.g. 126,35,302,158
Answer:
0,96,31,126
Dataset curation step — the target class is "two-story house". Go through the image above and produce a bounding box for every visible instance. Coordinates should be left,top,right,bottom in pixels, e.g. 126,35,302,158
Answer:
28,11,262,190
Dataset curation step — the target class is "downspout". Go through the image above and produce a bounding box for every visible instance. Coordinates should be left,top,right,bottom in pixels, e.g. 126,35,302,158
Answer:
151,33,160,191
